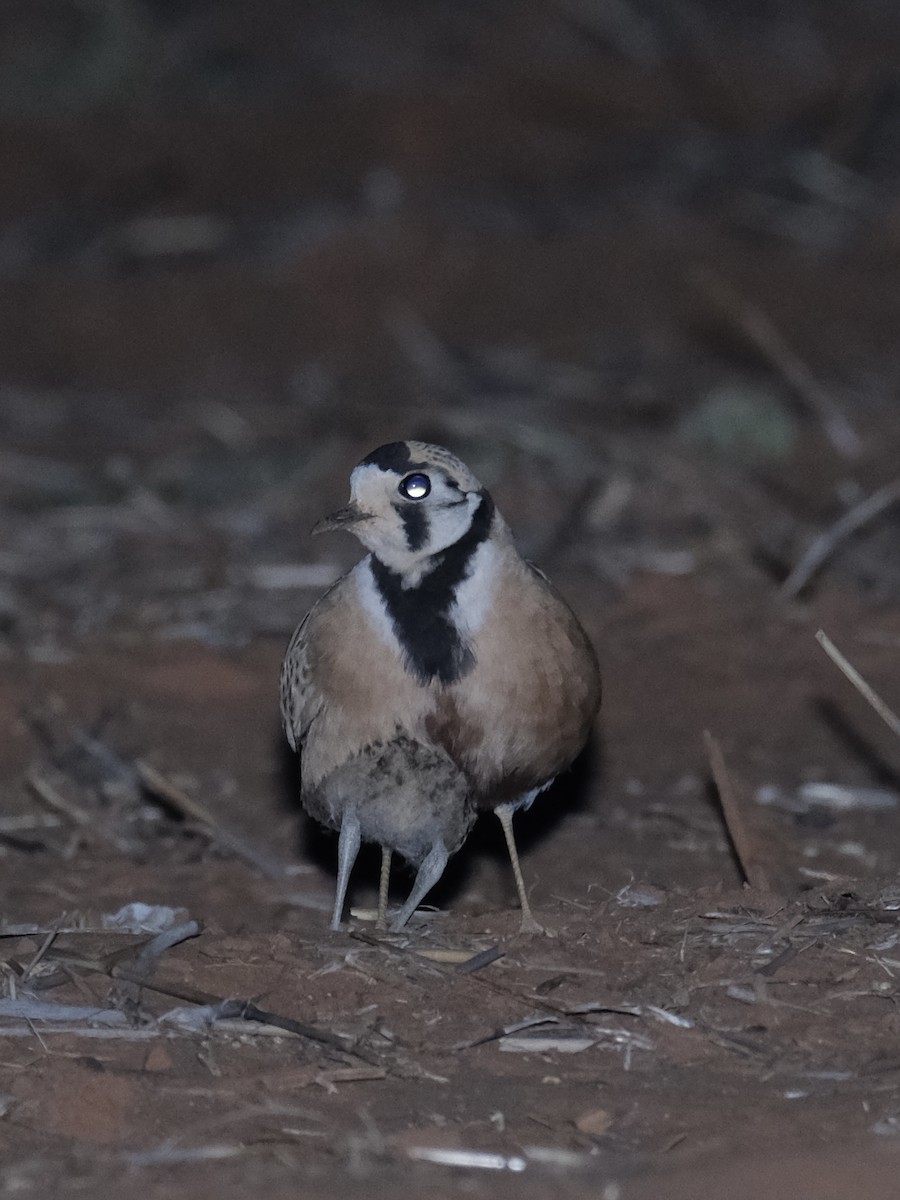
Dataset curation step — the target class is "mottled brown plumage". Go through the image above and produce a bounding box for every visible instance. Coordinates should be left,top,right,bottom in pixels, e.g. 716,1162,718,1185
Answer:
281,440,601,931
303,736,475,931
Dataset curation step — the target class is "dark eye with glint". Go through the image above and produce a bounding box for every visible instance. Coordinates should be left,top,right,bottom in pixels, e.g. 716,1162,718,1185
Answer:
399,473,431,500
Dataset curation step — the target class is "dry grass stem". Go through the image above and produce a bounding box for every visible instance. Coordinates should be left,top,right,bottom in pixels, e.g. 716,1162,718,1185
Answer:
703,730,772,892
816,629,900,741
19,927,59,982
782,479,900,597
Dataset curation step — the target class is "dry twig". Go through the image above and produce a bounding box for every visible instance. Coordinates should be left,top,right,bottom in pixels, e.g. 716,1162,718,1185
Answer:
25,771,93,830
816,630,900,740
782,480,900,598
108,969,380,1064
19,926,60,983
456,945,505,974
136,759,286,879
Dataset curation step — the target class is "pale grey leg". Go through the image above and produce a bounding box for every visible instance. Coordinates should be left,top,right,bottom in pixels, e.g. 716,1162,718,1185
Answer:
376,847,392,930
331,812,361,931
390,842,449,932
494,803,544,934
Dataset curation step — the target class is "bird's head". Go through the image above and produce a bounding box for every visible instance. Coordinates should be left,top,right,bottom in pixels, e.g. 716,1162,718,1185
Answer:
313,441,493,575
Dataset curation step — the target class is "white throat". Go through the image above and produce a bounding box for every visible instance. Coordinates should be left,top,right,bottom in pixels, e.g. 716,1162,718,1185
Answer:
449,538,499,637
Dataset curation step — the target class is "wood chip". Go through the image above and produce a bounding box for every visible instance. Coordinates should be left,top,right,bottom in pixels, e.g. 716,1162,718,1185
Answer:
575,1108,613,1136
704,730,772,892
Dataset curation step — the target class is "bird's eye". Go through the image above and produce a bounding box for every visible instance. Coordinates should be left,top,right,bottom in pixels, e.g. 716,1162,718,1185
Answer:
399,472,431,500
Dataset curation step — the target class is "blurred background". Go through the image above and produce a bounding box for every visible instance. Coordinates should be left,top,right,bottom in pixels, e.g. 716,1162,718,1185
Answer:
2,0,900,657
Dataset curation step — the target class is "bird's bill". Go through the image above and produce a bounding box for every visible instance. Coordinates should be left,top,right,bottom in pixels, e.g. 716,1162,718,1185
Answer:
311,503,371,535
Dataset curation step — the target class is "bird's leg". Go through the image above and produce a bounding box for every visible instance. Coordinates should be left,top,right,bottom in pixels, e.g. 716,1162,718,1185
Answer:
376,847,392,929
331,812,361,931
390,842,449,932
494,803,544,934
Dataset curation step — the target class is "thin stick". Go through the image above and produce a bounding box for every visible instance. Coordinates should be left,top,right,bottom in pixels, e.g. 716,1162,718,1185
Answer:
20,927,59,982
25,771,93,829
135,759,286,880
782,479,900,598
110,971,378,1064
0,1025,161,1041
25,771,133,854
816,630,900,740
377,848,391,930
694,267,860,458
456,945,504,975
29,949,381,1064
703,730,772,892
124,921,202,986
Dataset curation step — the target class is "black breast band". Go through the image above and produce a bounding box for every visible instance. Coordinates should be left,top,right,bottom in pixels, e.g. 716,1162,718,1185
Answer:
371,493,494,685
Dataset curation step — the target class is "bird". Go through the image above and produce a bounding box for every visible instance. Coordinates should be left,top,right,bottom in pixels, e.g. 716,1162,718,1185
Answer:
280,440,601,932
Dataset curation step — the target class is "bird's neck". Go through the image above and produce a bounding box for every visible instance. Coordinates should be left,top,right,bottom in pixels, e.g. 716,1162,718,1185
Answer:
366,495,500,685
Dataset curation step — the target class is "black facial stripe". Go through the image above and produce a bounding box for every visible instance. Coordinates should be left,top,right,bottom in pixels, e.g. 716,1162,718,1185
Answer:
371,492,494,686
360,442,442,479
396,501,429,552
360,442,412,473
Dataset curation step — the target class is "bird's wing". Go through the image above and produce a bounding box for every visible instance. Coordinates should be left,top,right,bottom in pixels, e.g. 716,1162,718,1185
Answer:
279,574,347,752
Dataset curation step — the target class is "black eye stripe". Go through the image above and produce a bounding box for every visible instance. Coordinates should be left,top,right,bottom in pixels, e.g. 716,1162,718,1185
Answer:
397,503,429,551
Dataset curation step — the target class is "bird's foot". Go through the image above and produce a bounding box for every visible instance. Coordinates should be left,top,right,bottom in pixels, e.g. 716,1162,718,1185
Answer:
518,912,555,937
